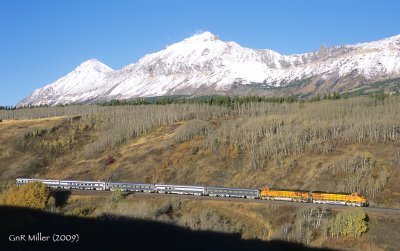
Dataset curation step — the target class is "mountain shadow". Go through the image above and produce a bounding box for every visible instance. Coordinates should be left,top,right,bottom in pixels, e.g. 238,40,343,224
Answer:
0,206,337,251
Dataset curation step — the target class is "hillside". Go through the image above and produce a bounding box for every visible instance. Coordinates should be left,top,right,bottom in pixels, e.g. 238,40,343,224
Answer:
2,96,400,207
1,96,400,250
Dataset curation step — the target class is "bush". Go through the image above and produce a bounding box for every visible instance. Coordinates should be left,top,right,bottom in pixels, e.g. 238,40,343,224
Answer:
328,208,368,238
109,189,124,203
105,155,116,166
0,182,51,210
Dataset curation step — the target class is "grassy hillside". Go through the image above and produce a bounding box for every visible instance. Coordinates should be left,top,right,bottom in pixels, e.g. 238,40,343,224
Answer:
1,96,399,207
1,96,399,250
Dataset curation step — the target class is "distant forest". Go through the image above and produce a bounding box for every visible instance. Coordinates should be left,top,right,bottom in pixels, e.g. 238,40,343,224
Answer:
2,91,392,111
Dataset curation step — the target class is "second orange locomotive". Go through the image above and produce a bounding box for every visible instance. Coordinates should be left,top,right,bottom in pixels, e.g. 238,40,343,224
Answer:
260,188,367,207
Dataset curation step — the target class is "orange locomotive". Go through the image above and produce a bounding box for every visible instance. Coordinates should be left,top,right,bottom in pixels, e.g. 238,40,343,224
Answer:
260,188,310,203
311,191,367,207
260,188,368,207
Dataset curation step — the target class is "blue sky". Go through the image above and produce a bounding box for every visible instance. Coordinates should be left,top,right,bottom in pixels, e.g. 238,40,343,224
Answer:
0,0,399,106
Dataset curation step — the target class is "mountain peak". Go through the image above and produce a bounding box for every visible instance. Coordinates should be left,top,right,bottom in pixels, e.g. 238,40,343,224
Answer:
76,59,113,73
185,31,220,42
19,33,400,106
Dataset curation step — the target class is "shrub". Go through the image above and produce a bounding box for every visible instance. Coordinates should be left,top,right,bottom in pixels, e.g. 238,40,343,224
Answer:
0,182,51,210
105,155,116,166
109,189,124,203
328,208,368,238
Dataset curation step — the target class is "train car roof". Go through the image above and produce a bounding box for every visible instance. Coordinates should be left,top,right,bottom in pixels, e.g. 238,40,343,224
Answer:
17,178,56,180
155,184,205,188
264,188,310,192
16,178,58,182
207,186,259,191
108,182,154,185
60,180,105,183
312,191,352,195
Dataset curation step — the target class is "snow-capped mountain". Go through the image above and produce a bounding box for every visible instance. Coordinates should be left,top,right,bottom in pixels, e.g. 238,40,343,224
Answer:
19,32,400,106
21,59,115,106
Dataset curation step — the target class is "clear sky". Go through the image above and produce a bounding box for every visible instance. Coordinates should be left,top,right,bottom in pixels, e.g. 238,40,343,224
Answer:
0,0,399,106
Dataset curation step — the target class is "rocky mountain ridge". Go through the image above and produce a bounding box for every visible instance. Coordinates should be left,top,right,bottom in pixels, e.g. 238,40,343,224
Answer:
19,32,400,106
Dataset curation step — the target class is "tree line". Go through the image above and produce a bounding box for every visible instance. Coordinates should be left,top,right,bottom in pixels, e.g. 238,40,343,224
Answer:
0,105,16,110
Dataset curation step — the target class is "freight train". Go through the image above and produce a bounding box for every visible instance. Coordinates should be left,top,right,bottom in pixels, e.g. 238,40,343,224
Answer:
15,178,368,207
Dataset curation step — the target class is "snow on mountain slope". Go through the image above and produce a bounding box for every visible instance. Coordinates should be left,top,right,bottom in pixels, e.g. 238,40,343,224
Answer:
19,59,115,106
19,32,400,106
106,32,281,98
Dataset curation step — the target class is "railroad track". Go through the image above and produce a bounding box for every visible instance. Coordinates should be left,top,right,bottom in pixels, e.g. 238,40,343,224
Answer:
61,189,400,215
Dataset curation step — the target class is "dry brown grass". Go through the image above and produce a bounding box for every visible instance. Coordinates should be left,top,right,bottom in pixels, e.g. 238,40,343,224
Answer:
61,193,399,250
0,116,104,185
0,117,64,149
0,117,65,187
2,114,398,208
319,236,385,251
67,194,293,241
